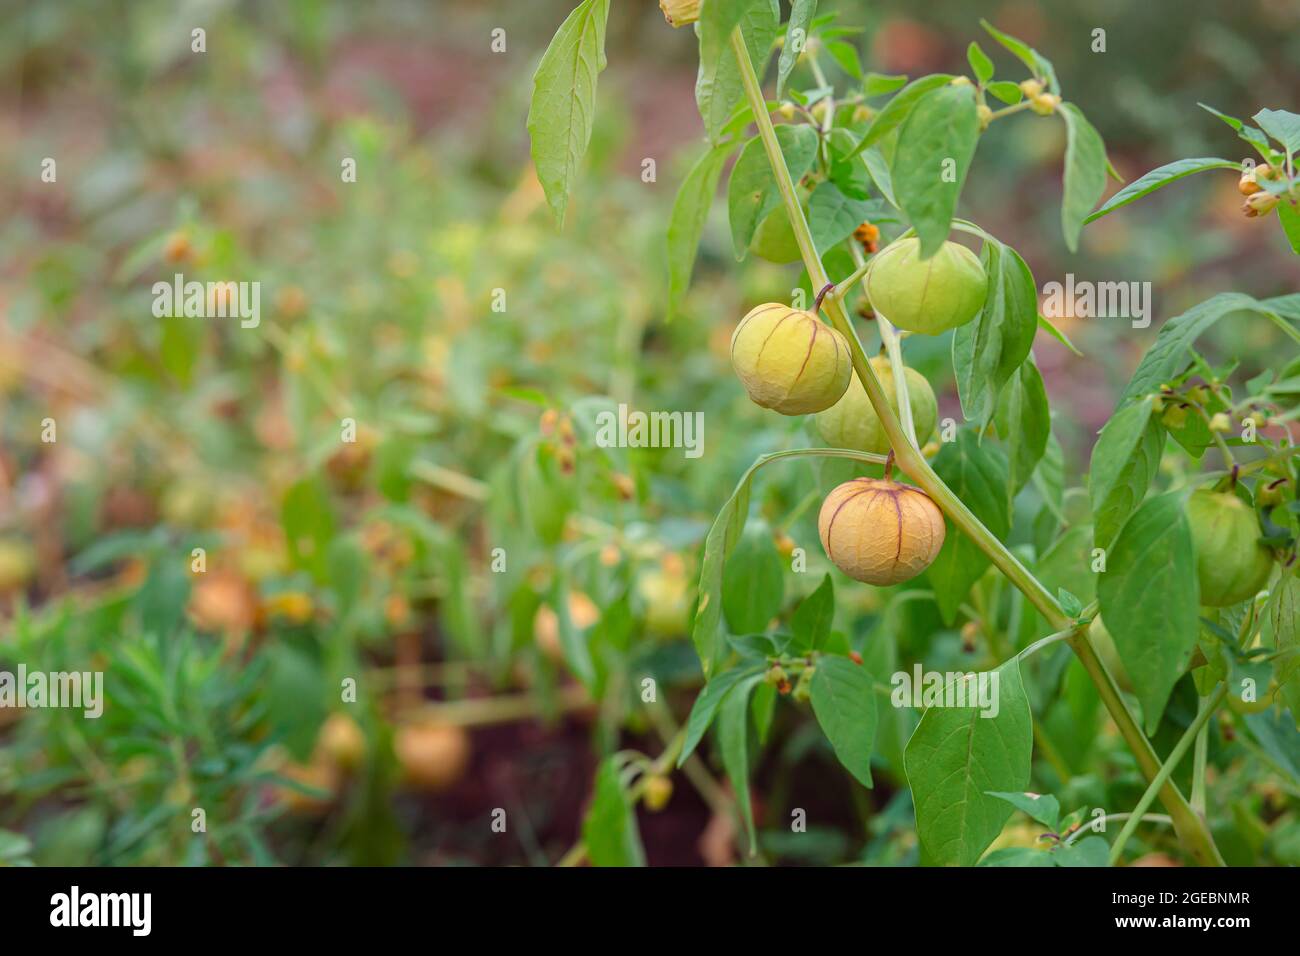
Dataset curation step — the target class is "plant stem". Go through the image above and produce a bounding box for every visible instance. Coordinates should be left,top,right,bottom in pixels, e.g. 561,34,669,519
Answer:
1108,684,1227,865
727,25,1225,867
830,258,872,301
989,100,1034,121
1064,813,1173,845
1192,701,1209,816
1069,627,1224,865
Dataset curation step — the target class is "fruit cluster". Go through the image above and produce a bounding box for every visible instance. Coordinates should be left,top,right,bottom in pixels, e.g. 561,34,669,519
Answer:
730,234,990,586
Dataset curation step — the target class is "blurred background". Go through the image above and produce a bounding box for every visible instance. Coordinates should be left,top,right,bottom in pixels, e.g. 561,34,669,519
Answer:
1,0,1297,866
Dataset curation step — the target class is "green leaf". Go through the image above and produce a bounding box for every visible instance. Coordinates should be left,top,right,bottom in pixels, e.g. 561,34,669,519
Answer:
1084,158,1240,224
752,681,777,743
550,573,596,690
807,180,872,254
826,40,863,81
810,655,878,787
892,83,980,256
1266,568,1300,728
1036,312,1083,356
952,237,1038,426
526,0,611,228
985,80,1022,105
1198,103,1275,159
1059,103,1108,251
1120,292,1273,405
1097,492,1199,734
863,72,909,97
679,662,768,765
860,145,897,208
696,0,780,144
994,358,1050,501
979,19,1058,93
700,0,763,70
927,431,1012,624
846,73,953,159
985,791,1060,830
776,0,818,98
722,522,784,634
1088,396,1164,550
1254,108,1300,156
281,477,336,584
717,671,765,854
1033,431,1066,519
727,125,819,258
667,143,731,313
582,757,646,866
693,448,871,675
904,659,1033,866
980,846,1056,867
1036,525,1098,609
0,829,32,863
1055,835,1110,866
966,42,994,84
1278,200,1300,256
827,128,874,199
789,574,835,652
1057,588,1083,618
692,477,753,677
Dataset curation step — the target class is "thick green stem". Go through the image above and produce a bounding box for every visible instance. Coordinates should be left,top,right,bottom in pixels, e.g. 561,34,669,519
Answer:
1070,630,1225,866
1108,685,1228,865
727,26,1224,867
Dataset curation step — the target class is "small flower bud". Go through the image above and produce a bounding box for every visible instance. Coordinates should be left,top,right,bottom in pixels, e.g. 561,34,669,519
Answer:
540,408,559,436
950,75,972,87
1030,93,1061,116
611,472,635,501
1208,412,1231,433
163,231,192,263
792,668,814,702
642,775,673,811
1019,78,1044,98
1243,191,1279,218
977,103,994,131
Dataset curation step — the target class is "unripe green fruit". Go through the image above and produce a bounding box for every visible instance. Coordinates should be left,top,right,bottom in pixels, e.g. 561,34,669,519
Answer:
864,238,988,335
818,478,946,585
731,303,852,415
1186,489,1273,608
815,356,937,453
